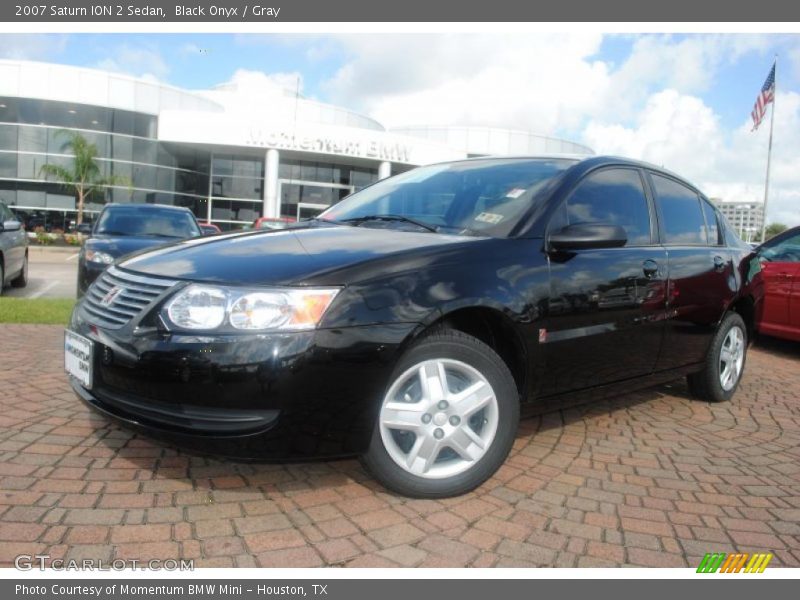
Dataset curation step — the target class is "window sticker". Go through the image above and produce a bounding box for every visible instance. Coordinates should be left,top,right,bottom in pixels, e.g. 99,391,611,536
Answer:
475,212,504,224
505,188,527,199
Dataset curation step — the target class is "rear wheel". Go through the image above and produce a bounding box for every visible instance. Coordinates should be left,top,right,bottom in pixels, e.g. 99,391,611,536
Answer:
687,312,747,403
10,252,28,288
361,329,519,498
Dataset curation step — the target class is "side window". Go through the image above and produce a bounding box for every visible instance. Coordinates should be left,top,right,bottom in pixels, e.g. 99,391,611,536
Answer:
651,174,707,245
701,199,721,245
761,232,800,263
553,168,652,245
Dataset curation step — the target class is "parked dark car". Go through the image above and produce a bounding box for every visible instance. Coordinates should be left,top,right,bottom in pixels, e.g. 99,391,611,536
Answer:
75,222,94,235
0,200,28,295
754,225,800,341
65,156,762,497
77,204,202,297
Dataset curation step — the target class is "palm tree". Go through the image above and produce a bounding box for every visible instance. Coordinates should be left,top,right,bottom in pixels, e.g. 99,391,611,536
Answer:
39,130,130,225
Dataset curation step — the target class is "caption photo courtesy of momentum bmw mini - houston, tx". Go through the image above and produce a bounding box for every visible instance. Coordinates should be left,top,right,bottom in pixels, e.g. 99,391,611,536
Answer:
64,155,763,498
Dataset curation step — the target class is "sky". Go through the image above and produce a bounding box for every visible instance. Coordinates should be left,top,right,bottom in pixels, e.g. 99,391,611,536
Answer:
1,32,799,227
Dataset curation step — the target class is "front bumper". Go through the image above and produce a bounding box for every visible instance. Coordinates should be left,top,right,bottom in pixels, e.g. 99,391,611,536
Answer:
68,308,415,460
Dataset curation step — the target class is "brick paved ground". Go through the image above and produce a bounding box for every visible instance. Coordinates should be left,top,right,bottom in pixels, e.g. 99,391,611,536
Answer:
1,324,798,568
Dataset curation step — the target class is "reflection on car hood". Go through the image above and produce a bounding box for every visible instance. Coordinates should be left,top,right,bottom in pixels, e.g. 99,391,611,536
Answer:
119,225,479,286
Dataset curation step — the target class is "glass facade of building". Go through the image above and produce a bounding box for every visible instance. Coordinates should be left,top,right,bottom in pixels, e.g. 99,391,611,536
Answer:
0,97,382,231
0,96,213,230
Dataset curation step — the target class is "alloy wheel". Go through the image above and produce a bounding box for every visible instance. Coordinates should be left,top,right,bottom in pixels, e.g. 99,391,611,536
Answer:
378,358,499,479
719,325,745,391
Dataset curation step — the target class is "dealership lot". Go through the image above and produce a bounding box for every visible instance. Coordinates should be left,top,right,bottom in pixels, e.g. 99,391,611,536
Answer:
0,324,798,568
3,247,77,299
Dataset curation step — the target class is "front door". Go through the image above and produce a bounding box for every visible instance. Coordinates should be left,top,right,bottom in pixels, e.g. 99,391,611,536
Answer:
758,229,800,338
542,167,667,396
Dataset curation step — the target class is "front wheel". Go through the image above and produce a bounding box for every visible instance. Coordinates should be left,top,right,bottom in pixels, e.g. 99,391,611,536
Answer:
361,329,519,498
687,312,747,403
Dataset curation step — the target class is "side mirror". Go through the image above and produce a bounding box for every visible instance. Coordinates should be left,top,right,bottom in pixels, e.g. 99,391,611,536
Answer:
1,220,21,232
549,223,627,251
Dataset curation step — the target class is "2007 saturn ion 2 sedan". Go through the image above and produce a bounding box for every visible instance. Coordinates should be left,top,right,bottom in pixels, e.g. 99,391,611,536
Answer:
65,156,763,497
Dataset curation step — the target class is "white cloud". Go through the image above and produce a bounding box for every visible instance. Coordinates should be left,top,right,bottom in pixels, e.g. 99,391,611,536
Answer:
321,34,609,133
95,45,169,83
0,34,69,61
220,68,303,95
601,34,771,118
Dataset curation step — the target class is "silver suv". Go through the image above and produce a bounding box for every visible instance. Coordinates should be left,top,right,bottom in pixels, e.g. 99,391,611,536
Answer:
0,201,28,295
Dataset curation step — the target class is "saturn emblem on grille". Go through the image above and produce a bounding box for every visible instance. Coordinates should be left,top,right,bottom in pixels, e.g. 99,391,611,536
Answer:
101,286,125,306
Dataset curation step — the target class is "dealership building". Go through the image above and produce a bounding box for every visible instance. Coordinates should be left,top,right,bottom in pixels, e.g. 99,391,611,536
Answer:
0,60,594,230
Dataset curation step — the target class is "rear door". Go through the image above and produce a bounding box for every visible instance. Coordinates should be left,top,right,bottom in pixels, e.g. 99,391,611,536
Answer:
541,167,668,395
649,174,735,371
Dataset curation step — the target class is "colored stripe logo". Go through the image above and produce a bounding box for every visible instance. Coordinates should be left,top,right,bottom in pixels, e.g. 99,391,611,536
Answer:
697,552,772,573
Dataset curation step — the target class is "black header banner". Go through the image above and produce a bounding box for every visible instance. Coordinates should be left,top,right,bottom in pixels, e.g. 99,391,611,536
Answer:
1,0,799,22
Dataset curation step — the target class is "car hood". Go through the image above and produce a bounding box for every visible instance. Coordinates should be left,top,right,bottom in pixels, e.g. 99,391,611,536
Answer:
119,225,480,285
86,234,182,259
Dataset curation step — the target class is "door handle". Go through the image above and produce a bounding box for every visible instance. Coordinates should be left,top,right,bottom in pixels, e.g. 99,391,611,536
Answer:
713,255,726,272
642,259,659,279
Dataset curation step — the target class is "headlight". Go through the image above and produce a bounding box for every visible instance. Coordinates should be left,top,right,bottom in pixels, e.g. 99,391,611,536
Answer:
167,285,227,330
84,249,115,264
165,285,340,332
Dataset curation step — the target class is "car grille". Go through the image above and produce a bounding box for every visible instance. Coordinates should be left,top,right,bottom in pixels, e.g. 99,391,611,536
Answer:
83,266,177,329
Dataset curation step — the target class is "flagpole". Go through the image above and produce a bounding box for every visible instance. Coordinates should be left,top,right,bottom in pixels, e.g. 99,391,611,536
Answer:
760,57,777,244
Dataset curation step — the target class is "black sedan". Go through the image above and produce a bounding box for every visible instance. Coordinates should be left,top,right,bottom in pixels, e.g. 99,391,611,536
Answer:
77,204,202,297
65,156,762,497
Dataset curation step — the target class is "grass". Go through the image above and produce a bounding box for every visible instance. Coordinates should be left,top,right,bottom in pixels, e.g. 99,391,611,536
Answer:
0,297,75,325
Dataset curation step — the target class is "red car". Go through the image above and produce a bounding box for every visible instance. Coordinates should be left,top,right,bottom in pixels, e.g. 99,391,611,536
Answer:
253,217,295,230
756,225,800,341
198,222,221,235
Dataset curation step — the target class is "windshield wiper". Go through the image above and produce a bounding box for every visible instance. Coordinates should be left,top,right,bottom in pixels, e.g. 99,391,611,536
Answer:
341,214,437,233
95,230,129,236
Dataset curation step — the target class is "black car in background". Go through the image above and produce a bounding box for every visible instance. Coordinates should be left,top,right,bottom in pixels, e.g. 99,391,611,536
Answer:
66,156,762,497
77,204,201,296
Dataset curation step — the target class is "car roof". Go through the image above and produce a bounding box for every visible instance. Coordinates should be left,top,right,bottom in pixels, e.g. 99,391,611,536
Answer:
102,203,194,214
432,154,702,195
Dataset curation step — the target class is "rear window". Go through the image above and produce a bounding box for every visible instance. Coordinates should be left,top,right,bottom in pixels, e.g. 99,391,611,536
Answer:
701,199,721,245
651,174,707,245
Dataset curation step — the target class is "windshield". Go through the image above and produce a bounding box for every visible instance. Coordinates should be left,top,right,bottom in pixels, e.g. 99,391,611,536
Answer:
322,158,575,237
96,206,201,239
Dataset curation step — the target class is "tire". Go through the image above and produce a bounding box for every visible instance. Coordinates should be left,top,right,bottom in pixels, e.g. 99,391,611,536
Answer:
361,329,520,498
10,252,28,288
687,312,747,403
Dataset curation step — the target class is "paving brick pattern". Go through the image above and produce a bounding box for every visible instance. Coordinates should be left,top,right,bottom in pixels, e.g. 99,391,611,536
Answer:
1,324,799,568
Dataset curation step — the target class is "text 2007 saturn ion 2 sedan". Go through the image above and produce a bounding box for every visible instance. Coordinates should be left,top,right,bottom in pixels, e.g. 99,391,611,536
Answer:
65,156,762,497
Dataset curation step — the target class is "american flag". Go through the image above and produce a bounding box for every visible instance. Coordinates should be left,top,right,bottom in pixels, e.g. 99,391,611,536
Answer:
751,63,776,131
